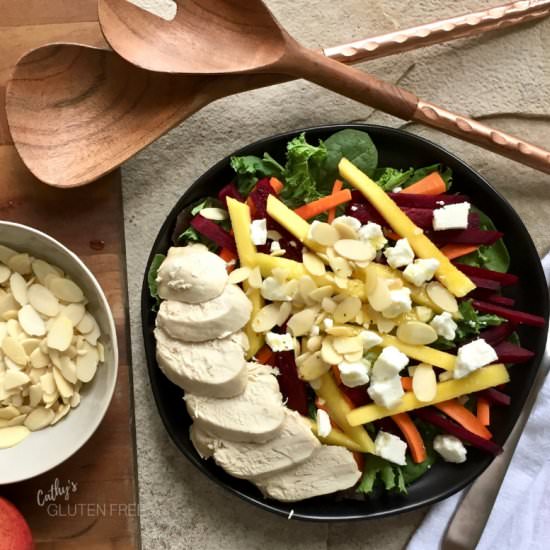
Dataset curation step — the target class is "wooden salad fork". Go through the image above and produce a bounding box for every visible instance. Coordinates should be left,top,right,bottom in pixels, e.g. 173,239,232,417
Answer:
6,0,550,188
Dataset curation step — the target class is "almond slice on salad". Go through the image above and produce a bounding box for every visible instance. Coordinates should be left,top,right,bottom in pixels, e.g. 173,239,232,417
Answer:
299,352,330,381
332,335,363,354
344,350,364,362
396,321,438,346
332,220,359,240
333,296,362,324
321,337,344,365
426,281,458,313
287,308,317,337
309,222,339,247
325,325,360,337
252,303,281,333
306,335,322,352
412,363,437,402
310,285,333,303
228,266,251,285
247,266,263,289
303,251,326,277
334,239,375,262
276,302,293,326
199,207,228,221
367,278,393,312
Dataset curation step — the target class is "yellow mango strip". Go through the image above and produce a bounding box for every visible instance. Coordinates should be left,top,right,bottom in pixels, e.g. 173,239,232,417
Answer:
380,334,456,371
347,363,509,426
226,198,256,267
226,198,263,357
316,372,375,453
256,253,364,299
339,158,476,298
304,417,362,452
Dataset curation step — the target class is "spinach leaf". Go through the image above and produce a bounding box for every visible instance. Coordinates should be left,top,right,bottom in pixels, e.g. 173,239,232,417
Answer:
230,153,284,196
459,207,510,272
357,455,405,494
403,163,453,190
456,299,504,341
319,129,378,190
401,421,438,485
279,133,327,208
147,253,166,306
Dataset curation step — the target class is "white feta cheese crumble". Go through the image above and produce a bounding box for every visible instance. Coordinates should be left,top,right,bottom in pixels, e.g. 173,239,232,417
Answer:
402,258,440,286
360,330,383,351
374,430,407,465
384,238,415,268
265,332,294,352
432,202,470,231
316,408,332,438
261,277,295,302
333,215,361,231
371,346,409,381
393,186,403,193
430,311,458,341
453,338,498,379
433,434,467,463
322,317,334,331
269,240,282,253
358,222,387,250
382,287,412,319
338,360,370,388
250,218,268,245
367,376,404,409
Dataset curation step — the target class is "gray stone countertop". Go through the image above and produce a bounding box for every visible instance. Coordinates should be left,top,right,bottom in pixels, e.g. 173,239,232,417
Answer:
123,1,550,548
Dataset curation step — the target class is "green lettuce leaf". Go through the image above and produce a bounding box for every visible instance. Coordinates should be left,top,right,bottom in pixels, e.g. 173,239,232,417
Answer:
230,153,284,196
147,253,166,307
455,299,504,341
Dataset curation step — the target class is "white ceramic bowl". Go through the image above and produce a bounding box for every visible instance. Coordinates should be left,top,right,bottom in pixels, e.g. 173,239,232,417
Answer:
0,221,118,484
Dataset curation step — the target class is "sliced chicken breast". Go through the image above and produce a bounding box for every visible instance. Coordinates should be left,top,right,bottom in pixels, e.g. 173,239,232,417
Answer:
190,409,320,480
254,445,361,502
185,363,285,443
157,245,228,303
155,328,248,397
156,284,252,342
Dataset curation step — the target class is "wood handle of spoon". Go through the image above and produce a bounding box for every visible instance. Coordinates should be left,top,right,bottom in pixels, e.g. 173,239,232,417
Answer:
323,0,550,64
291,47,550,174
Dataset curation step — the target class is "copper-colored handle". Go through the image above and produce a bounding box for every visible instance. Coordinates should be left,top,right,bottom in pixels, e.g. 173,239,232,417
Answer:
324,0,550,64
414,101,550,174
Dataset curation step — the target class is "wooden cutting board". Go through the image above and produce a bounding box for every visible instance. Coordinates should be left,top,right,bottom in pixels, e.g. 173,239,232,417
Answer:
0,1,140,548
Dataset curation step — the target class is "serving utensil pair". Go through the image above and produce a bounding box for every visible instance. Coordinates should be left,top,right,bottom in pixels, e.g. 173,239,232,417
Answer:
6,0,550,188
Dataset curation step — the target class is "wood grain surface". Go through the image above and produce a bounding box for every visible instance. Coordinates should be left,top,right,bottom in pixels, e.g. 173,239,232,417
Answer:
0,1,139,548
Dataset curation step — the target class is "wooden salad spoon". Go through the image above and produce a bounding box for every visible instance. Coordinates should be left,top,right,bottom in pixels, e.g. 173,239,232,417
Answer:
6,1,550,187
98,0,550,174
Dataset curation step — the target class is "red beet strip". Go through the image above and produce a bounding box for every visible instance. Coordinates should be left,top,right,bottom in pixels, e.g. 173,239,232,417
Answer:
431,228,504,246
190,215,237,253
218,182,243,206
248,177,276,219
468,276,501,292
487,295,515,307
414,408,502,455
493,341,535,364
476,323,516,347
453,263,519,286
275,351,308,416
478,388,511,406
472,300,546,327
389,192,470,208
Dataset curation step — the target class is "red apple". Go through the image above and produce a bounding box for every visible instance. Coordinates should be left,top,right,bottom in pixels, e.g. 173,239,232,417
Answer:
0,497,33,550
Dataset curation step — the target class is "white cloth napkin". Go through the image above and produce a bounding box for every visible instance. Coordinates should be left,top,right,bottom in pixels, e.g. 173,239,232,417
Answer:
408,253,550,550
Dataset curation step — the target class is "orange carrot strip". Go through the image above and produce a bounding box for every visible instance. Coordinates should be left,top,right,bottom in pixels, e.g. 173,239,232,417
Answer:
294,189,352,220
327,180,344,223
435,399,492,440
392,412,427,464
401,376,413,391
269,177,284,194
402,171,446,195
353,451,365,471
246,196,257,218
219,247,237,272
386,230,401,241
255,346,274,365
477,397,491,426
441,243,480,260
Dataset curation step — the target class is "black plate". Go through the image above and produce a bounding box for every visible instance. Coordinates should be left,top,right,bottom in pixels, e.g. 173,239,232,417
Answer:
141,124,549,521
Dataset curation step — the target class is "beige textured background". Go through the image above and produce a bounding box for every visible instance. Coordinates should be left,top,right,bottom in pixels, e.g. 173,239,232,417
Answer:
124,1,550,548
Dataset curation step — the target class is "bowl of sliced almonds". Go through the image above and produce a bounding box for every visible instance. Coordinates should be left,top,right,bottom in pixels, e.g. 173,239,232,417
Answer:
0,221,118,484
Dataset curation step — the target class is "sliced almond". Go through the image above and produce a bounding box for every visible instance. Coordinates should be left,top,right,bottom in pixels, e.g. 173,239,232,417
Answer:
58,355,78,384
299,352,330,381
40,372,56,395
287,308,317,337
412,364,437,402
396,321,438,346
334,239,376,262
9,272,28,306
51,403,71,425
47,316,73,352
53,368,74,399
31,259,59,285
376,318,396,334
367,279,393,312
298,276,317,304
61,303,86,326
70,392,81,408
6,319,23,339
309,222,339,247
415,306,434,323
48,277,84,303
309,286,333,303
325,325,360,337
30,347,49,369
276,302,292,327
24,407,55,431
43,391,59,407
321,337,343,365
247,266,262,289
303,252,326,277
97,342,105,363
0,265,11,285
0,321,6,346
28,284,59,317
4,370,30,390
252,303,281,333
426,281,458,313
0,245,17,264
8,253,32,275
0,426,31,448
199,207,228,221
76,312,94,334
332,335,363,354
364,263,379,296
344,350,364,362
332,220,359,240
0,405,20,420
18,304,46,337
21,338,41,355
228,267,251,285
76,346,99,383
29,384,43,408
2,336,28,366
333,296,362,324
306,335,322,352
0,293,18,317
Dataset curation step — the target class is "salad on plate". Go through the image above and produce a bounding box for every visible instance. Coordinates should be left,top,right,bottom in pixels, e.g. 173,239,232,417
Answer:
148,129,545,502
